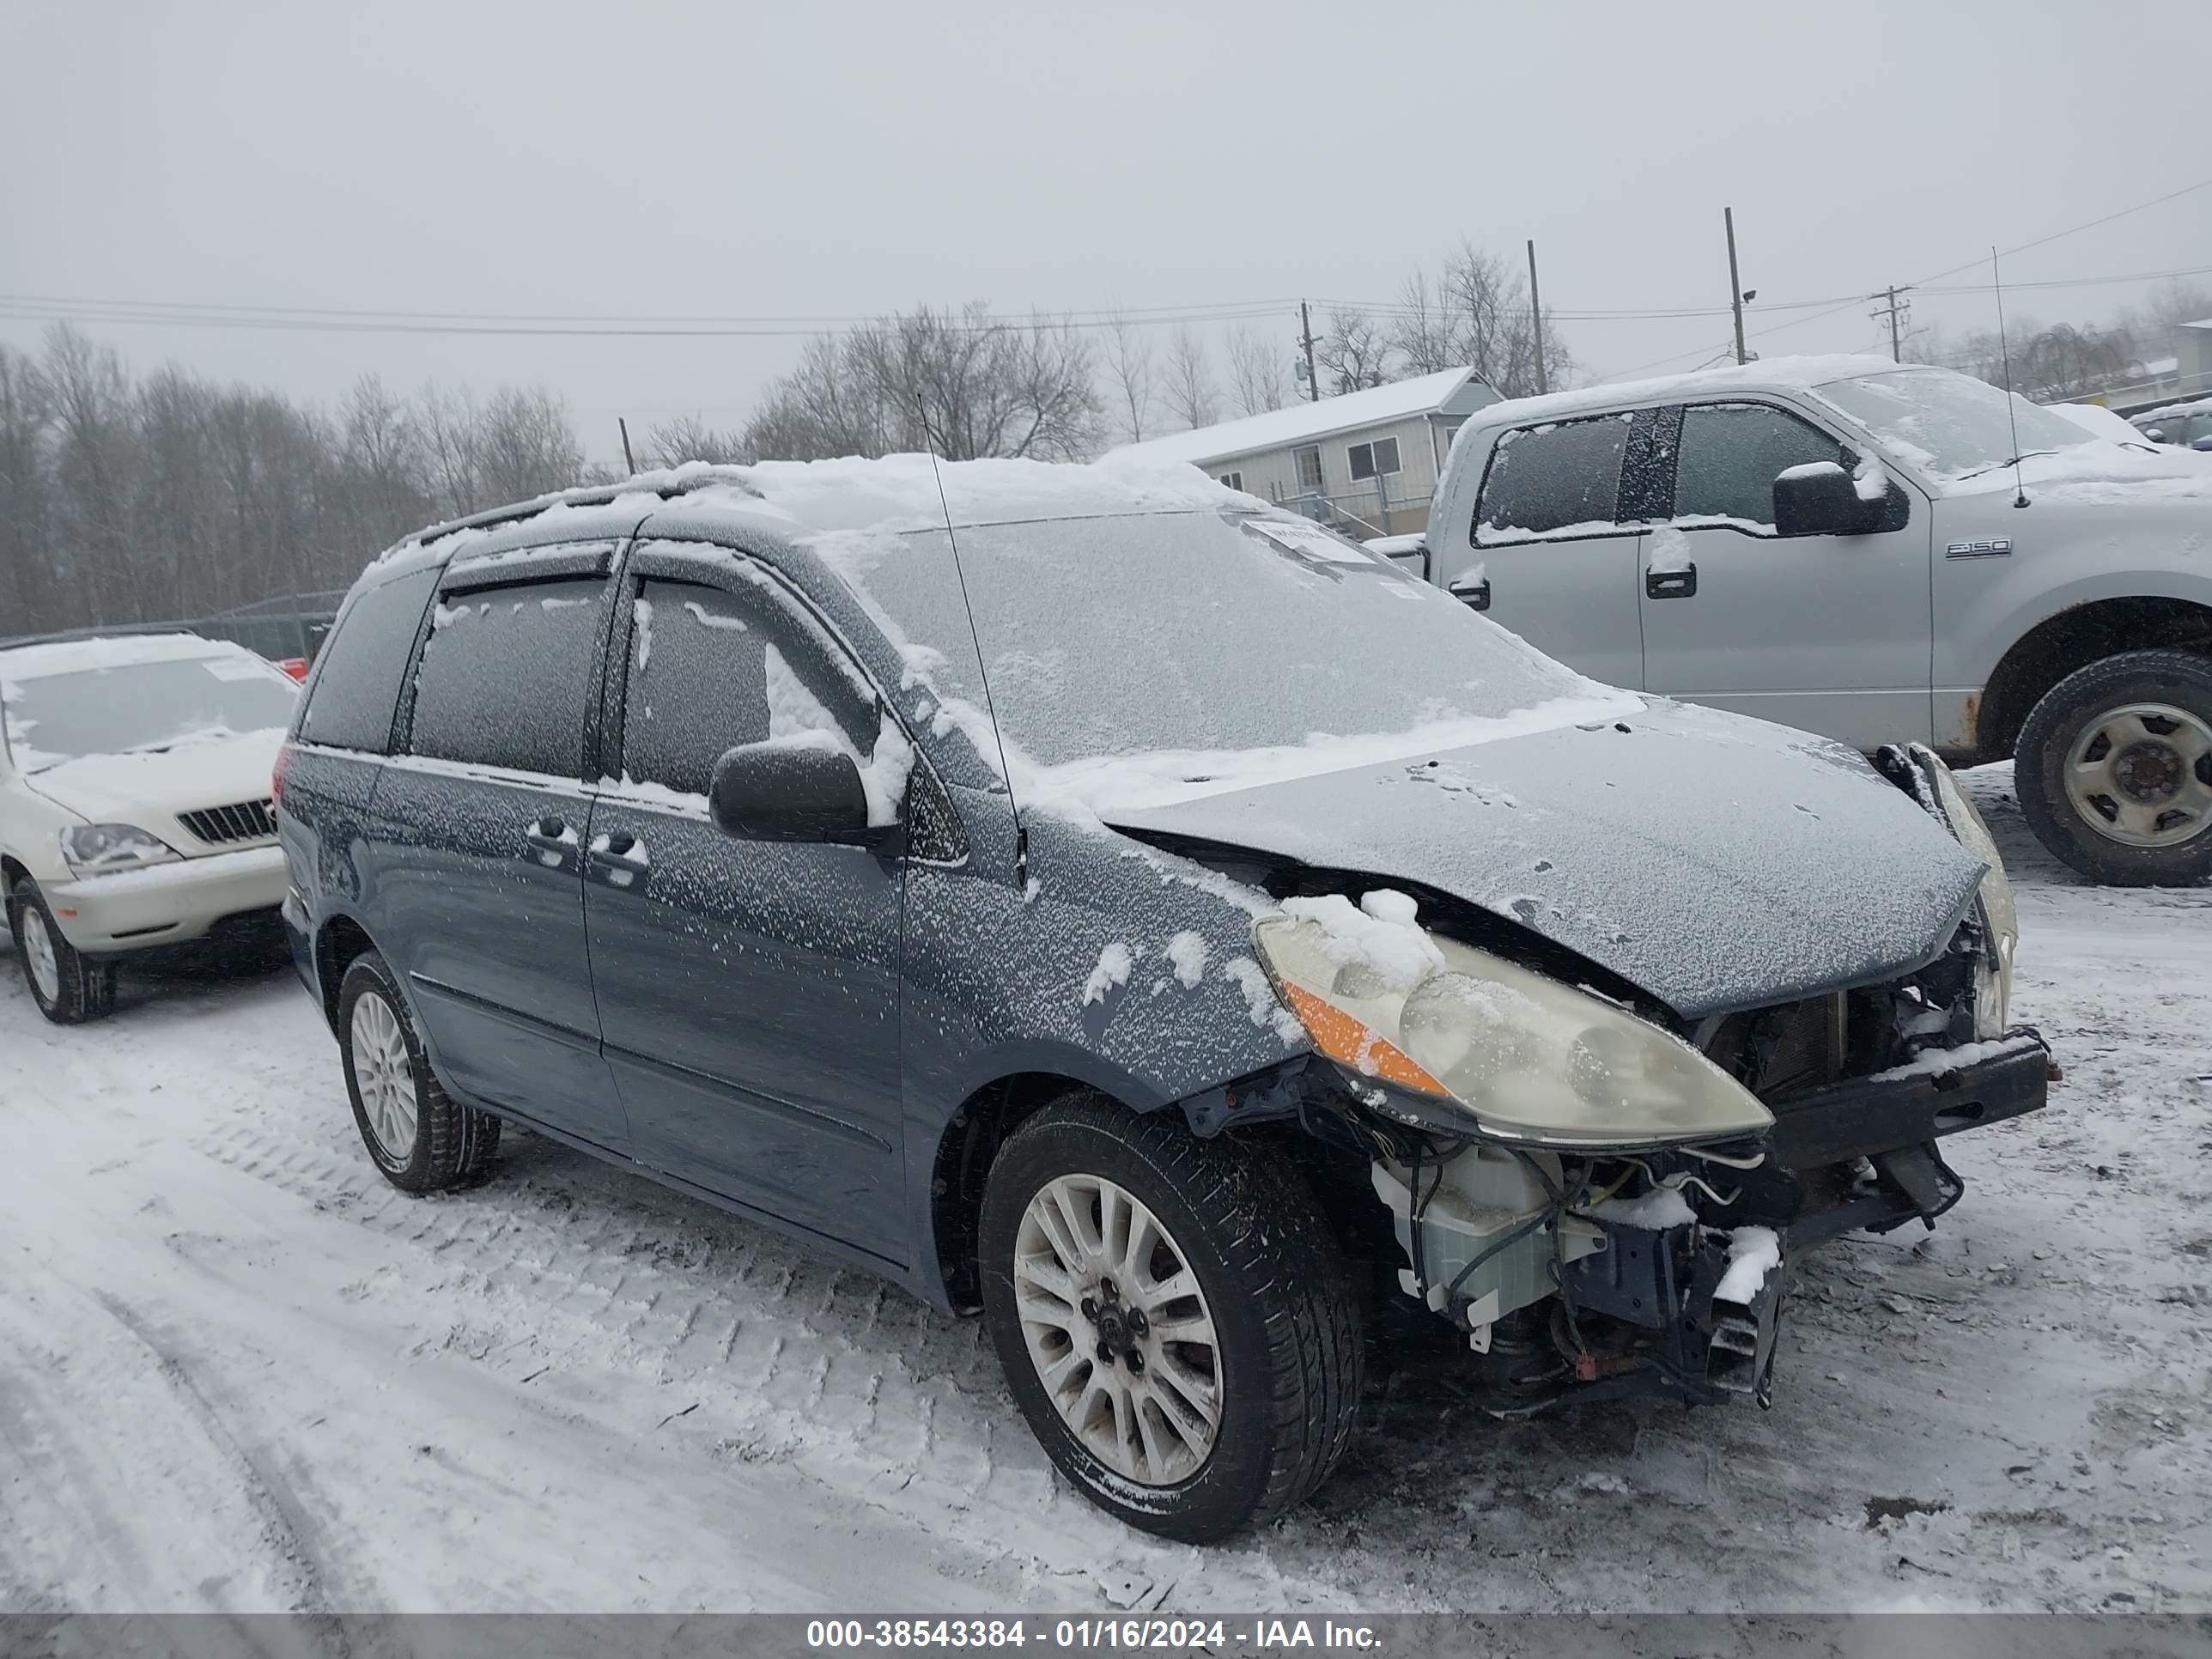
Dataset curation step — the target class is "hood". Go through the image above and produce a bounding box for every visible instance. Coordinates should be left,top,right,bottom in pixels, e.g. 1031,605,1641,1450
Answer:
26,728,286,830
1102,701,1985,1019
1943,441,2212,505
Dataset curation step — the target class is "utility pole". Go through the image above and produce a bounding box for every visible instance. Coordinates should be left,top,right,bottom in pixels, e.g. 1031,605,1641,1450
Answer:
1724,207,1748,366
1525,240,1548,395
1299,301,1320,402
1871,285,1914,361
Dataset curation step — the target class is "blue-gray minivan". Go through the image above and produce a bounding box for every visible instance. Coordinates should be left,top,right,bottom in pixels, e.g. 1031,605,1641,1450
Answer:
278,457,2048,1539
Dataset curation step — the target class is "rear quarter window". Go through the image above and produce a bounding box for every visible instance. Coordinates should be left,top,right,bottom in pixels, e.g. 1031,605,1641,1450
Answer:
297,568,437,752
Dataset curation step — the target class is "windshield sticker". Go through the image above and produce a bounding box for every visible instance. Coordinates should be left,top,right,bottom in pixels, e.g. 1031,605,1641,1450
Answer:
1246,519,1378,568
202,657,271,681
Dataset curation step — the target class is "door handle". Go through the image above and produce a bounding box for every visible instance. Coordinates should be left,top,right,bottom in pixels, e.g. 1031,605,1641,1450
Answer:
586,831,652,891
524,815,580,869
1448,574,1492,611
1645,562,1698,599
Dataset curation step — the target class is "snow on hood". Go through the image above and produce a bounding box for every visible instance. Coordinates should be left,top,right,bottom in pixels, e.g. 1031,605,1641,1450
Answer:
1102,699,1987,1019
25,728,285,823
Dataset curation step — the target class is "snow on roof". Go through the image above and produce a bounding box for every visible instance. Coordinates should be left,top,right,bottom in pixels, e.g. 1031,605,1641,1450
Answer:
1460,354,1911,429
2178,317,2212,330
0,631,242,680
1105,367,1486,467
2139,395,2212,420
376,454,1261,575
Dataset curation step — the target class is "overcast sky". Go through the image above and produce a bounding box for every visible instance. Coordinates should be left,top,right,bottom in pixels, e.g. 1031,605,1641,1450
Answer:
4,0,2208,463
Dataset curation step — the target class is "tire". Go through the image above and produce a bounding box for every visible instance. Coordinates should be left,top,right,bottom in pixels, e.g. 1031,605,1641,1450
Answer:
337,950,501,1193
978,1096,1363,1542
2015,650,2212,887
7,878,117,1025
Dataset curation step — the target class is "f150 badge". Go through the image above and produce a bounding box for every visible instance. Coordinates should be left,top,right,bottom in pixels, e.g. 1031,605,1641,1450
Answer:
1945,538,2013,559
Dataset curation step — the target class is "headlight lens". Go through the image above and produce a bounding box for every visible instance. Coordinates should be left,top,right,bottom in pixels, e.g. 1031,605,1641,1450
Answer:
1922,758,2017,1037
59,823,179,876
1252,892,1773,1148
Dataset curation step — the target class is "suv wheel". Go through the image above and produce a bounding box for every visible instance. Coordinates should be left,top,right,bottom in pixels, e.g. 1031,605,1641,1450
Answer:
337,951,501,1192
978,1096,1363,1541
2016,650,2212,886
7,878,117,1024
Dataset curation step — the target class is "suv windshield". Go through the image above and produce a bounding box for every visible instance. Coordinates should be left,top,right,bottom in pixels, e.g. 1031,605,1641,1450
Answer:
2,655,297,772
1814,367,2094,483
833,508,1599,796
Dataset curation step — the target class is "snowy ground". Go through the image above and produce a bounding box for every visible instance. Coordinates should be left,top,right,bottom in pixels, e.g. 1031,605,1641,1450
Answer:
2,764,2207,1615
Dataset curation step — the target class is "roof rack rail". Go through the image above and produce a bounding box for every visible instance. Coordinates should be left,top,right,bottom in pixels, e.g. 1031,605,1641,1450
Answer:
396,464,763,554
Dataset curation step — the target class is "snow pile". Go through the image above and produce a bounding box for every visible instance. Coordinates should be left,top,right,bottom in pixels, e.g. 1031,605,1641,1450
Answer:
1275,890,1443,996
1080,942,1135,1006
1591,1184,1698,1231
1715,1225,1784,1304
1164,931,1209,990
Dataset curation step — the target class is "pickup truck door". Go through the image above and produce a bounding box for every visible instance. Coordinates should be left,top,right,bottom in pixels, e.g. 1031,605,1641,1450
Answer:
1637,399,1933,750
1431,410,1653,690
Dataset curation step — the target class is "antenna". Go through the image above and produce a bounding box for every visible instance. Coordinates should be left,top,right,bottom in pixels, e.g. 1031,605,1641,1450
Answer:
926,452,1030,890
1990,248,2030,509
618,416,638,476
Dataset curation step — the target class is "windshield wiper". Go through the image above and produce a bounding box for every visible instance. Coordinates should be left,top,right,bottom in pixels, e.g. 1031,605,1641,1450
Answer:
1957,449,2057,481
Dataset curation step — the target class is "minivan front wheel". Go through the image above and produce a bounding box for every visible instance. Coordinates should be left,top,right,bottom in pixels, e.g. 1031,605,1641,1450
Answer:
2016,650,2212,886
979,1097,1363,1541
337,951,501,1193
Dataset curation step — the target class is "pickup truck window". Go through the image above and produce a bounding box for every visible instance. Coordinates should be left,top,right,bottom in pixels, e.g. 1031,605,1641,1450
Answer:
1671,402,1854,531
1475,414,1631,541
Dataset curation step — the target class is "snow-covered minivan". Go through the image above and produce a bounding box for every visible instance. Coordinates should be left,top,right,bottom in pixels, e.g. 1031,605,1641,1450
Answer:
281,458,2047,1540
1420,357,2212,885
2,633,300,1021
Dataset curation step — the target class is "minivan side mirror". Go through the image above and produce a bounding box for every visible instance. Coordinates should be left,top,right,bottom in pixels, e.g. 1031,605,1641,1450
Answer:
708,740,887,846
1772,461,1883,538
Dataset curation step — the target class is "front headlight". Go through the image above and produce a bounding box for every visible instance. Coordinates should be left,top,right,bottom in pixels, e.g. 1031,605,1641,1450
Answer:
59,823,180,876
1920,757,2017,1038
1252,891,1773,1148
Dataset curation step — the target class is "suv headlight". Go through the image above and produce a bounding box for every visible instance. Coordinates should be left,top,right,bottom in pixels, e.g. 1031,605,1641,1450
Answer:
1252,892,1773,1148
1918,756,2017,1038
59,823,180,876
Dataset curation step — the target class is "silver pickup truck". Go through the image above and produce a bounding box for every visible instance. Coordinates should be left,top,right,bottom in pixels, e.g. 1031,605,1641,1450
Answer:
1402,355,2212,885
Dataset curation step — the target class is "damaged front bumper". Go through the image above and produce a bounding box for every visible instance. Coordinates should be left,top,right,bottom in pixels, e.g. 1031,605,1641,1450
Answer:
1352,1026,2052,1416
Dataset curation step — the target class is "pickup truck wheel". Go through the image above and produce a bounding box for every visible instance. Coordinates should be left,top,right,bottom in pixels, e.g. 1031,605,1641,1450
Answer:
978,1097,1363,1541
2016,650,2212,886
7,878,117,1024
337,951,501,1192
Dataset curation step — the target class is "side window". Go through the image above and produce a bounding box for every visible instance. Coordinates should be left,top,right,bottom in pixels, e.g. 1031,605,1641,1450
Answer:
408,576,606,775
1475,415,1632,540
1218,470,1243,491
1671,402,1855,531
296,568,436,752
1347,436,1401,481
618,574,878,798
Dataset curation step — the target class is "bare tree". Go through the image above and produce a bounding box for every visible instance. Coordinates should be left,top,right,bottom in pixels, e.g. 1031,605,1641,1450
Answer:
645,414,750,468
1316,307,1395,395
1390,244,1573,399
1100,314,1157,443
747,304,1103,462
478,387,585,505
418,386,484,519
1160,327,1219,430
1224,326,1291,416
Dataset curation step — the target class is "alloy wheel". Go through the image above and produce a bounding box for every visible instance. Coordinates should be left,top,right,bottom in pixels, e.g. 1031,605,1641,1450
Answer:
349,991,418,1160
1012,1173,1222,1487
2063,702,2212,848
21,906,60,1003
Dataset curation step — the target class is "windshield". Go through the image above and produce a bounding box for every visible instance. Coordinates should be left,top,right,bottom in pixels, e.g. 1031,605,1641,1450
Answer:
831,508,1602,797
1,655,298,772
1814,368,2095,483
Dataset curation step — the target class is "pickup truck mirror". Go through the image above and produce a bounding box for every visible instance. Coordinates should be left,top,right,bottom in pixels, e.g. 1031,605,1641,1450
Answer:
1772,461,1883,538
709,740,890,846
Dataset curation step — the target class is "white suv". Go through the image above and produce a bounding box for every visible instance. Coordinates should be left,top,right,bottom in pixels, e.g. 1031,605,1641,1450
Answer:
2,633,299,1022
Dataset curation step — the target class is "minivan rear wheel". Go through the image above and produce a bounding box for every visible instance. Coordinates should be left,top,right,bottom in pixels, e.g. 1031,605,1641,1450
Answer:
978,1096,1363,1541
2016,650,2212,886
337,951,501,1192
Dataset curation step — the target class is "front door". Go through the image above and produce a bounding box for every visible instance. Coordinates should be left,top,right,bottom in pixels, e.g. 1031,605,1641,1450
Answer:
1432,410,1650,690
1638,399,1934,750
369,553,629,1152
584,548,908,1262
